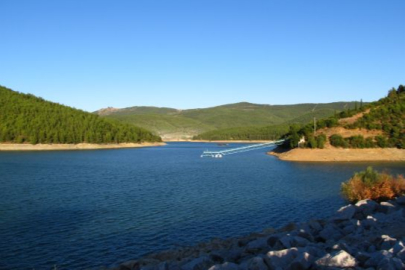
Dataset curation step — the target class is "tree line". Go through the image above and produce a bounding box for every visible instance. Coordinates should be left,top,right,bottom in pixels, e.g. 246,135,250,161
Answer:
0,86,161,144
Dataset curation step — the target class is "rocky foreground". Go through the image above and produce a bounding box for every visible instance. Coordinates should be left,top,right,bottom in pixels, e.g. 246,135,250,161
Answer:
114,196,405,270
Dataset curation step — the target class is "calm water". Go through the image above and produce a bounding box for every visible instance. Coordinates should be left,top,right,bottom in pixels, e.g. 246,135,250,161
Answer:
0,142,404,269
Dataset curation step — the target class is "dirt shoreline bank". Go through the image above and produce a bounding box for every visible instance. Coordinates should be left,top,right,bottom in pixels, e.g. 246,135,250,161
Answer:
0,142,166,151
269,148,405,162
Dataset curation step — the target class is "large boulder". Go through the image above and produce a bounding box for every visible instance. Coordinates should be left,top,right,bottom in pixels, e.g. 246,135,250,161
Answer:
315,250,357,268
246,237,270,253
364,250,393,268
278,235,295,249
181,256,214,270
264,248,299,269
378,201,396,214
308,220,323,232
355,199,379,216
319,224,343,242
208,262,240,270
379,235,397,250
242,256,269,270
396,196,405,205
332,205,356,221
289,251,314,270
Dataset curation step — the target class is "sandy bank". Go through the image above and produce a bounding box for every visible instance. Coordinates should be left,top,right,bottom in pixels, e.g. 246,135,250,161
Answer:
0,142,165,151
269,148,405,162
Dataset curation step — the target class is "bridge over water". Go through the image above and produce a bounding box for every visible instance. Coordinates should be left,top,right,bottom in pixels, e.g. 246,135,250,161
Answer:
200,139,285,158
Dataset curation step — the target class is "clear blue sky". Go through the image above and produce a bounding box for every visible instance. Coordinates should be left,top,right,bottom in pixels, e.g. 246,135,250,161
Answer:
1,0,404,112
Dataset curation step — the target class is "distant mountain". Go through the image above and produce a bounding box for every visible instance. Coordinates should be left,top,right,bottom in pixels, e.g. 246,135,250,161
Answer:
97,101,362,140
0,86,161,144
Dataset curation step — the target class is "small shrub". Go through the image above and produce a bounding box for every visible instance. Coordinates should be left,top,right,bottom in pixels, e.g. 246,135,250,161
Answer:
316,134,326,149
375,135,388,148
307,136,317,149
330,134,346,148
347,135,365,148
341,167,405,203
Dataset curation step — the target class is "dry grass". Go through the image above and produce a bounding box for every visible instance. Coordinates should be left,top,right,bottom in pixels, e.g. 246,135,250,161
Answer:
341,167,405,203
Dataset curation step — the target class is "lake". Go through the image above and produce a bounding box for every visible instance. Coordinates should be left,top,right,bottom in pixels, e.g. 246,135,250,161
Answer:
1,142,404,269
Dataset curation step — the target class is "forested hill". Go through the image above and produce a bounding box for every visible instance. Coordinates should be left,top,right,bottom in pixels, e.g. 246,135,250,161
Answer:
0,86,161,144
286,85,405,149
98,102,360,140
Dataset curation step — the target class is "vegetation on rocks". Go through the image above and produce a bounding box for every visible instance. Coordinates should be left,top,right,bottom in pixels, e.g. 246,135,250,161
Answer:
0,86,161,144
341,167,405,203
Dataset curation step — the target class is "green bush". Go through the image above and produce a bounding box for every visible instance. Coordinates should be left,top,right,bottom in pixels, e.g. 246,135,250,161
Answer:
316,134,326,149
347,135,365,148
329,134,346,147
307,136,317,149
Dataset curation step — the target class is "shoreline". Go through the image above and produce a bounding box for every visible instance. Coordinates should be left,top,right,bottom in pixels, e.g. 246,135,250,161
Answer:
112,196,405,270
269,147,405,162
0,142,166,151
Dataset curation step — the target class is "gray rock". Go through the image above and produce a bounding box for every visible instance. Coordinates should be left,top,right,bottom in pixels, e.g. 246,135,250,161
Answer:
245,256,269,270
332,204,356,220
397,196,405,205
266,235,280,247
297,229,314,242
361,216,378,230
265,248,299,269
208,262,240,270
342,223,356,235
391,257,405,270
209,251,225,264
397,247,405,261
390,240,404,254
379,202,396,214
181,256,214,270
355,251,371,265
386,209,405,222
319,224,343,242
364,250,392,268
302,244,326,258
212,248,243,263
308,220,323,232
289,251,313,270
118,260,140,270
279,235,295,249
372,212,388,222
377,257,397,270
246,237,269,253
355,199,379,216
380,235,397,250
367,244,377,253
293,236,310,247
315,250,357,268
331,242,354,254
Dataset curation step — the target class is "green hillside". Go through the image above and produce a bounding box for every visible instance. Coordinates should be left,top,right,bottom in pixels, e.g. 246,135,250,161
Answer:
99,102,360,140
286,85,405,149
0,86,161,144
